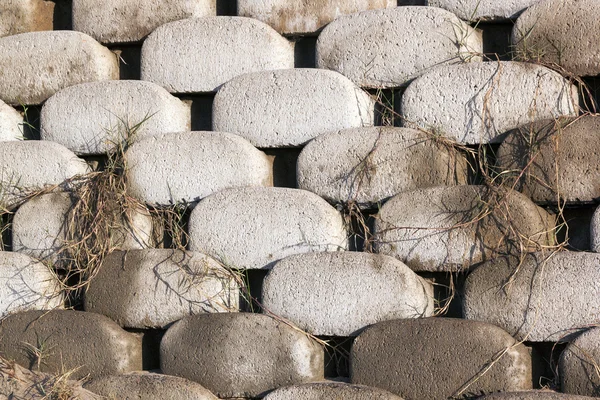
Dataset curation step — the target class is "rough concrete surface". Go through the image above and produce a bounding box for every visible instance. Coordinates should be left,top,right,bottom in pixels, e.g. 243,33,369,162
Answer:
262,252,434,336
0,31,119,105
401,62,578,144
141,17,294,93
263,382,405,399
590,206,600,252
479,391,594,399
124,131,272,206
73,0,216,44
41,80,191,155
0,0,54,38
0,310,142,379
188,187,348,269
160,313,324,398
213,69,374,148
316,6,482,88
560,326,600,397
351,318,532,400
374,185,555,271
85,249,239,329
427,0,541,20
0,100,23,141
297,127,468,206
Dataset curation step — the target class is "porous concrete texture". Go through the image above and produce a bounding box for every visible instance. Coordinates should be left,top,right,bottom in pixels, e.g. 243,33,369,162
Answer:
0,310,142,379
141,17,294,93
316,6,482,88
297,127,468,206
401,62,578,144
237,0,395,35
351,318,532,400
463,252,600,342
40,80,191,155
590,206,600,252
213,69,374,148
560,327,600,397
124,131,272,206
85,249,239,329
0,0,54,38
427,0,541,20
479,391,594,399
513,0,600,77
263,382,405,400
160,313,324,398
73,0,216,44
188,187,348,270
0,31,119,105
0,99,23,141
374,185,555,271
262,252,434,336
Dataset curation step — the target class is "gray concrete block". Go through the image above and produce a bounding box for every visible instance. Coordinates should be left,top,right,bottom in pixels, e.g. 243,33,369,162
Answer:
316,6,482,88
590,206,600,252
0,31,119,106
212,69,374,148
0,0,54,38
141,17,294,93
73,0,216,44
188,187,348,270
160,313,324,398
351,318,532,400
427,0,541,21
560,327,600,397
297,127,468,207
0,310,142,379
40,80,191,155
124,131,272,206
478,391,593,399
401,62,578,144
262,252,434,336
0,99,23,141
463,252,600,342
263,382,405,400
374,185,555,271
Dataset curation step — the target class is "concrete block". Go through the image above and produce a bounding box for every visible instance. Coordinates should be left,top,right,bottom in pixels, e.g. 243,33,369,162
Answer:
478,391,593,399
188,187,348,269
463,252,600,342
560,326,600,396
141,17,294,93
41,80,191,155
262,252,434,336
0,31,119,105
316,6,482,88
401,62,578,144
124,131,272,206
374,185,555,271
427,0,541,21
0,0,54,38
351,318,532,400
297,127,468,207
212,69,375,148
73,0,216,44
590,206,600,252
160,313,324,398
0,99,23,141
0,310,142,379
263,382,404,400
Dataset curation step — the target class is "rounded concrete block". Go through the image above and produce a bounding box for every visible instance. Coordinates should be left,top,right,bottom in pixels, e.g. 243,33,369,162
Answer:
41,80,191,155
374,185,555,271
464,252,600,342
141,17,294,93
560,327,600,397
297,127,468,207
0,0,54,38
262,252,434,336
479,391,593,399
0,310,142,379
188,187,348,270
213,69,374,148
263,382,405,400
401,62,578,144
427,0,541,21
124,131,272,206
0,99,23,141
316,6,483,88
0,31,119,105
73,0,216,44
351,318,532,400
160,313,324,398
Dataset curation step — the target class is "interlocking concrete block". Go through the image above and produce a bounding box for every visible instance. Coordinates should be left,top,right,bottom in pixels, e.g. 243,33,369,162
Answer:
0,99,23,141
316,6,482,88
0,0,54,38
297,127,468,206
161,313,324,398
0,310,142,379
401,62,578,144
513,0,600,77
263,382,405,400
427,0,541,21
188,187,348,269
262,252,433,336
0,31,119,105
351,318,532,400
374,185,554,271
213,69,374,148
124,131,272,206
73,0,216,44
479,391,593,399
560,327,600,397
464,252,600,342
41,81,191,155
141,17,294,93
